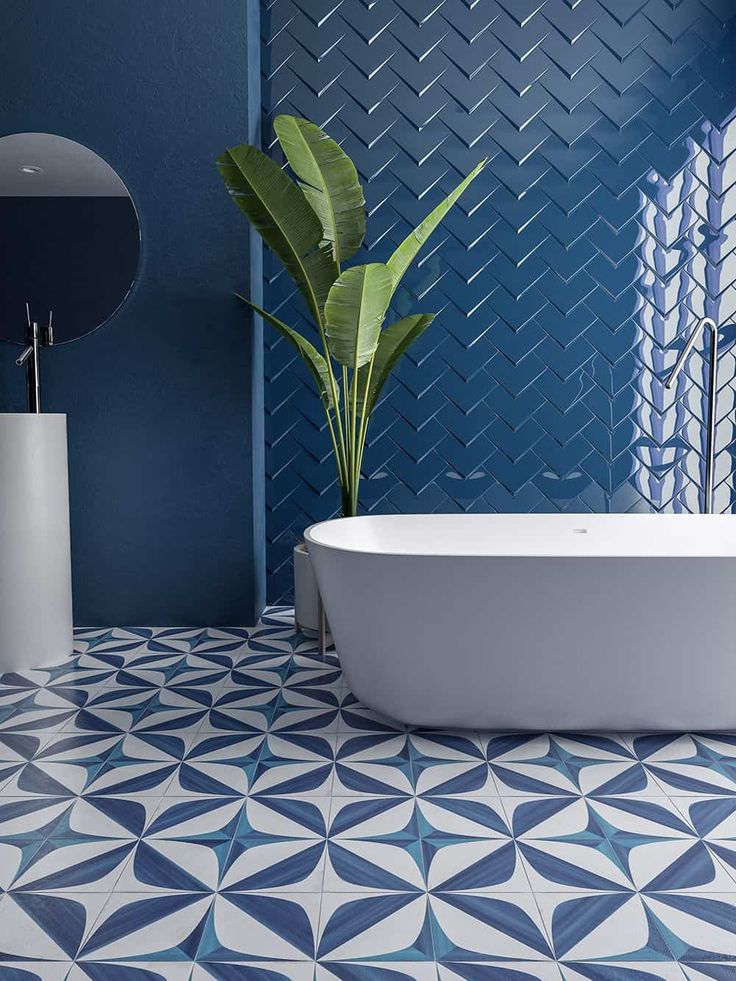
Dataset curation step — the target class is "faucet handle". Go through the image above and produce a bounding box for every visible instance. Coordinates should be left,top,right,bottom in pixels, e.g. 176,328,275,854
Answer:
42,310,54,347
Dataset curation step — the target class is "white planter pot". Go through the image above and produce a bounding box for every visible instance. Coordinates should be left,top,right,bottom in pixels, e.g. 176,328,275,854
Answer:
0,413,74,672
293,542,320,633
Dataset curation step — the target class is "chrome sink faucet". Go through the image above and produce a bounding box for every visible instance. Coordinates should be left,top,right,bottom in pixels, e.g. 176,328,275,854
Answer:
664,316,718,514
15,302,53,413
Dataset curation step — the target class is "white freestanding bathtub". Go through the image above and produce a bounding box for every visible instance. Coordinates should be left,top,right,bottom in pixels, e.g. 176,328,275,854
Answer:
305,513,736,731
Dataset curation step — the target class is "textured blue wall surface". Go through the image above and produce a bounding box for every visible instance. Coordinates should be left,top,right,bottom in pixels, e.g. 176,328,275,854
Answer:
262,0,736,601
0,0,263,624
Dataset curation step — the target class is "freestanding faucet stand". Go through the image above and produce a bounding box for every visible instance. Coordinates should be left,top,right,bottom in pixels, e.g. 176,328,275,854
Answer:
664,317,719,514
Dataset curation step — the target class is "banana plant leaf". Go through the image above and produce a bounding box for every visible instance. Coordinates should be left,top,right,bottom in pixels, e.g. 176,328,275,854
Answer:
386,158,487,291
218,144,336,319
325,263,394,368
236,294,337,412
356,313,435,416
274,115,366,268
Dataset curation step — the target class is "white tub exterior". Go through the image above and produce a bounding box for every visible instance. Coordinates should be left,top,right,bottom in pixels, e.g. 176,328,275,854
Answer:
305,513,736,730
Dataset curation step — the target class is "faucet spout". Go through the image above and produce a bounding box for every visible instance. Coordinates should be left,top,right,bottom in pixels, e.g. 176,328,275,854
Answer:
15,345,34,367
665,317,716,389
663,316,719,514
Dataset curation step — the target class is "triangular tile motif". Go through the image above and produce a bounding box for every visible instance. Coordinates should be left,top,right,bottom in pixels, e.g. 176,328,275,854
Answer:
2,614,736,974
260,0,736,601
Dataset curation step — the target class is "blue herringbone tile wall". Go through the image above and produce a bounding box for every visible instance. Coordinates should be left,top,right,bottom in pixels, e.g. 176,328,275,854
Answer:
261,0,736,601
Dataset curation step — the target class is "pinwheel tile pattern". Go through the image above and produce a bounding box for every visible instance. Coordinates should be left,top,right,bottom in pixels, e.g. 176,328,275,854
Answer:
260,0,736,600
2,610,736,976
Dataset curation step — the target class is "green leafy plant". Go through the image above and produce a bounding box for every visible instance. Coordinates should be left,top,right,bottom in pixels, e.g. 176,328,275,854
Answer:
218,116,485,518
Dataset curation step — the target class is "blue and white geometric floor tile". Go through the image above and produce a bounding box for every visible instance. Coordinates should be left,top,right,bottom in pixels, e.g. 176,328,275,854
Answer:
1,607,736,979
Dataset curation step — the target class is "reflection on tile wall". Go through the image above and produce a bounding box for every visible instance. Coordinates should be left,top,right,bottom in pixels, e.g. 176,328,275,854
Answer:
262,0,736,599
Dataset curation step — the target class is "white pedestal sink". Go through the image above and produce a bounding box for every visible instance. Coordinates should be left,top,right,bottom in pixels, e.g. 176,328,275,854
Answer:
0,414,73,672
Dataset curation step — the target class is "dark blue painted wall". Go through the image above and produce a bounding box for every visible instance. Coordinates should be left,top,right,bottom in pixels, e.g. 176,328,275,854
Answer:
0,0,264,625
262,0,736,601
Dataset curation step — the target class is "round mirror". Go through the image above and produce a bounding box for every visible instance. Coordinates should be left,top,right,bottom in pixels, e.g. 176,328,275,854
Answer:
0,133,139,344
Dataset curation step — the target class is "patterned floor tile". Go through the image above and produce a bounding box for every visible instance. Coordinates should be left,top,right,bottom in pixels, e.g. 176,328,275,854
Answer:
113,796,243,893
0,759,102,798
202,685,279,735
0,731,57,788
671,798,736,885
0,686,92,727
320,965,439,980
0,836,45,891
485,734,661,798
0,890,110,959
82,732,191,797
594,798,736,894
535,892,676,962
682,965,736,980
251,732,337,796
166,732,264,795
0,966,73,980
0,795,73,840
31,731,123,767
218,663,288,690
0,704,77,735
2,645,123,689
39,793,162,840
8,835,134,892
412,733,496,798
440,966,561,980
198,891,320,960
69,965,193,981
220,795,330,892
645,894,736,961
561,965,685,980
2,613,736,972
430,891,555,962
629,736,736,798
270,679,342,736
77,891,213,960
419,795,531,893
502,796,634,893
195,966,315,981
131,688,213,736
333,730,415,797
318,892,434,961
325,795,425,892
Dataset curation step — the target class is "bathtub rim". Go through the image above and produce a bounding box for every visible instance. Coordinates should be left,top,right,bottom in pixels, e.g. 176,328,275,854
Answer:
304,512,736,559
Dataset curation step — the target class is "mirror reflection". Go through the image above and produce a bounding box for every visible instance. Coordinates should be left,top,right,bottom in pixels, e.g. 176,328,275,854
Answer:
0,132,139,344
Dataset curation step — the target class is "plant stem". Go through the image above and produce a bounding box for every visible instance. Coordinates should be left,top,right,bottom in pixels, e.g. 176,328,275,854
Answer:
342,366,351,459
356,356,374,474
350,365,359,498
311,306,348,486
323,410,343,487
340,479,353,517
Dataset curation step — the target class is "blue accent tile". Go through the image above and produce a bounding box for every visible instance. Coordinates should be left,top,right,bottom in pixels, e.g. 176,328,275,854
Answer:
261,0,736,602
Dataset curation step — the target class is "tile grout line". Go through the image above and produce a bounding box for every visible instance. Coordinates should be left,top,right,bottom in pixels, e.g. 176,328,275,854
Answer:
407,735,441,970
494,785,565,977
